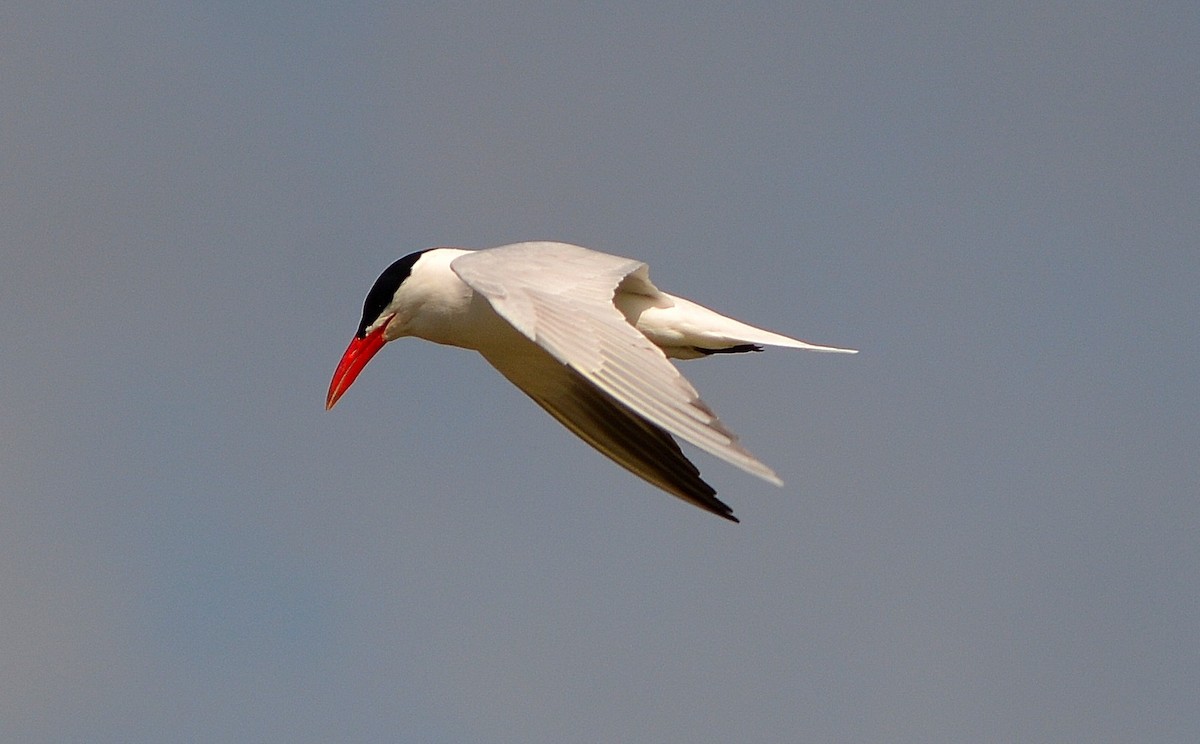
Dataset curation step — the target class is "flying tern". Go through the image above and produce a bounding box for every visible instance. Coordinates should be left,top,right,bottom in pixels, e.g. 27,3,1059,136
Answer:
326,241,856,522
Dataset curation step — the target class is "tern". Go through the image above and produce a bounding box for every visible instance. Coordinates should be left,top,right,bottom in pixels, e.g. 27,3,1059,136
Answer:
326,241,855,522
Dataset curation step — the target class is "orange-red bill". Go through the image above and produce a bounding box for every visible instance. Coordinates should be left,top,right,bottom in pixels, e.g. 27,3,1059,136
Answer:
326,322,390,410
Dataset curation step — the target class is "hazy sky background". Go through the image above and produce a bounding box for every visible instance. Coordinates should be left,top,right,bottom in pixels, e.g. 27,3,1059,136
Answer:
3,3,1197,742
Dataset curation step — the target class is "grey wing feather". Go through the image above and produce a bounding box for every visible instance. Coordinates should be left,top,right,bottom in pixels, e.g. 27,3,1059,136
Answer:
452,242,782,485
480,343,738,522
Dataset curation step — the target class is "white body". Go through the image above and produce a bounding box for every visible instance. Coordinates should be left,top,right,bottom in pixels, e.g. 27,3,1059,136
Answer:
361,241,856,520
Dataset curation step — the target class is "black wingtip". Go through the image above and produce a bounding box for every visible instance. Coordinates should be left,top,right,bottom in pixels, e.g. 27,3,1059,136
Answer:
696,344,765,355
705,497,740,523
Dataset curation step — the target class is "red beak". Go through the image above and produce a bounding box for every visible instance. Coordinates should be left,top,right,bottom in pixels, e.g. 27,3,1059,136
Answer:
326,321,390,410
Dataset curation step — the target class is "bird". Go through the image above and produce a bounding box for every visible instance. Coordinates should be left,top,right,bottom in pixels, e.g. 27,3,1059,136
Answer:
326,241,856,522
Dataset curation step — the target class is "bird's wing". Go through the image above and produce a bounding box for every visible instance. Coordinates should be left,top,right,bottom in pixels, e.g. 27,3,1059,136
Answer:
479,342,737,521
451,241,782,485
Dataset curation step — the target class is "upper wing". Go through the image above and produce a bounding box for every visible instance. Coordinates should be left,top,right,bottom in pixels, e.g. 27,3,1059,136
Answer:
451,241,782,485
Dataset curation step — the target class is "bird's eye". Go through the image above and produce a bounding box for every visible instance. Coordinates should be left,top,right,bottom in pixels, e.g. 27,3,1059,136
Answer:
356,250,431,337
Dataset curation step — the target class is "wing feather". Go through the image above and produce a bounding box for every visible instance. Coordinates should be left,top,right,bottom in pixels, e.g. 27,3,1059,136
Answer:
452,242,782,485
480,343,738,522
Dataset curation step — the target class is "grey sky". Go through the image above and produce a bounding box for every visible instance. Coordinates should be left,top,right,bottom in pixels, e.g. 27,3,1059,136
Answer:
3,3,1197,742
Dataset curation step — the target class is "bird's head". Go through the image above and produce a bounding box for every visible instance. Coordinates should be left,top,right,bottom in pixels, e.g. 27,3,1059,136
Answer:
325,250,431,410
